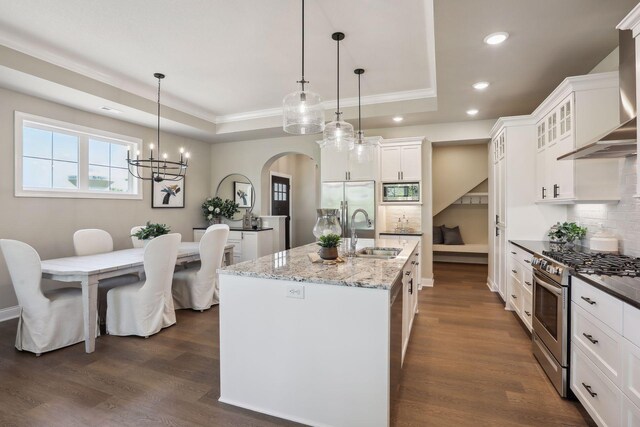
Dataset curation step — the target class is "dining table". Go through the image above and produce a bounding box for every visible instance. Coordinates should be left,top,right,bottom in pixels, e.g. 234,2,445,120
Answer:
40,242,234,353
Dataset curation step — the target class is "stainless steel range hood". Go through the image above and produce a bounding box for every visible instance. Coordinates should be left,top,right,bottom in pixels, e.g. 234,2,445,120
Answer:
558,30,637,160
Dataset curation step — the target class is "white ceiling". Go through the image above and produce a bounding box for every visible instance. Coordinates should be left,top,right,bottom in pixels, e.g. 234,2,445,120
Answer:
0,0,637,143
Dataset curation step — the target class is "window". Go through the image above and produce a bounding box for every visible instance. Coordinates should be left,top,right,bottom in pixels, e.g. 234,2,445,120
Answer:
15,112,142,199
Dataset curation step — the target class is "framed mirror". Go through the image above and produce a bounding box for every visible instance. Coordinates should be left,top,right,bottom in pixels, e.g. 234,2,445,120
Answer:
216,173,255,221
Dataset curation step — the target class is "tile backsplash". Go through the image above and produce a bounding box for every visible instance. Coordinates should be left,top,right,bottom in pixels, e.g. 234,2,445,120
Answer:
382,205,422,232
568,156,639,256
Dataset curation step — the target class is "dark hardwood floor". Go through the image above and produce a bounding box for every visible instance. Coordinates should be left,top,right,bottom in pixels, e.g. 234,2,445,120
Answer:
0,262,593,426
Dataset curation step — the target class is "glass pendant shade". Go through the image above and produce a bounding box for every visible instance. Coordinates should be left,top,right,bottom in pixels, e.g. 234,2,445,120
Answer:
351,131,375,163
323,114,354,151
283,90,324,134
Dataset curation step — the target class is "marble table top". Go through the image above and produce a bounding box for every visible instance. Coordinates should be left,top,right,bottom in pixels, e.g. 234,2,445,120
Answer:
219,238,419,290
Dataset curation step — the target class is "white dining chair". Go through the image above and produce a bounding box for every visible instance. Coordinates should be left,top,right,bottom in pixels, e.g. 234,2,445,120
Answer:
130,226,145,248
173,224,229,311
0,239,94,355
73,229,113,256
106,233,181,337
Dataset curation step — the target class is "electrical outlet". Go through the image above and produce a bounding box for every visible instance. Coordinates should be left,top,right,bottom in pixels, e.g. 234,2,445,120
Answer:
286,284,305,299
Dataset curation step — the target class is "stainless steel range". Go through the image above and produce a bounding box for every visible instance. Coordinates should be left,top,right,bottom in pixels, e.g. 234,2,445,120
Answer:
531,254,569,397
531,248,640,397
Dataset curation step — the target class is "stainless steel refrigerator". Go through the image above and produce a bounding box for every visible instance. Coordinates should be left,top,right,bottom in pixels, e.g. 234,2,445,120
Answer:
320,181,376,239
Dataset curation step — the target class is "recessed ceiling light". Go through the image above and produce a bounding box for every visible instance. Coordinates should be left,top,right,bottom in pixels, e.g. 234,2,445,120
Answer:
484,32,509,45
466,109,479,116
100,106,122,114
472,81,490,90
393,116,404,123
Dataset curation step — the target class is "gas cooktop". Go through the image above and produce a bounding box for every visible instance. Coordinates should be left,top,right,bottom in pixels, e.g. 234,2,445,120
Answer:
542,250,640,277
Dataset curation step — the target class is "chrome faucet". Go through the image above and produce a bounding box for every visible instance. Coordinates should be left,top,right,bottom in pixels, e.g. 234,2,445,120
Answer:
350,208,372,254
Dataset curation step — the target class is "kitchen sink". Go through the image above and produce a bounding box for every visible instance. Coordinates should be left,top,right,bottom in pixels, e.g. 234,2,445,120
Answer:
355,247,402,259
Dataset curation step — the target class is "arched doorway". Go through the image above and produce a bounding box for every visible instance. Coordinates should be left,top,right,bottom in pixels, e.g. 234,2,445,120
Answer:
260,152,320,249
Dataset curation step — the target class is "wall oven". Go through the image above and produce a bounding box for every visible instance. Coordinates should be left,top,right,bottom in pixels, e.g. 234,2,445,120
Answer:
531,255,569,397
382,182,420,203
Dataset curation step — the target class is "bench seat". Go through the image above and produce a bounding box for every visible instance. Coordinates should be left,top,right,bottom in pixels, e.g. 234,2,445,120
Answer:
433,243,488,254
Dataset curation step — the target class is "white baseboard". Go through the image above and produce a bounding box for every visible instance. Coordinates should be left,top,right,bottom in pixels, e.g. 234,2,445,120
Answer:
420,277,434,288
0,305,20,322
486,277,497,292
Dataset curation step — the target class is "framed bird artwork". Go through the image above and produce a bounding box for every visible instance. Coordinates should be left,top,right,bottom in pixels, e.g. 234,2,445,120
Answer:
152,175,185,208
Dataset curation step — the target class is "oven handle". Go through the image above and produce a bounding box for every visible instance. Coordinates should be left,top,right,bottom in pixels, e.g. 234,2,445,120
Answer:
534,274,562,296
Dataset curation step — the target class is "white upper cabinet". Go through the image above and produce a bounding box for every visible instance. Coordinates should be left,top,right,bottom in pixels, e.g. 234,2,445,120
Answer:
379,137,423,182
534,73,621,204
321,142,380,182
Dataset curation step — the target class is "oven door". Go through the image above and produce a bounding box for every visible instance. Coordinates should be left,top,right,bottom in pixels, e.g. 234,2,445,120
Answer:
532,271,568,366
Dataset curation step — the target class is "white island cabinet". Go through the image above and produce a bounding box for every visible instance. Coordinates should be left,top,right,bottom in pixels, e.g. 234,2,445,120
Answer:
218,238,419,427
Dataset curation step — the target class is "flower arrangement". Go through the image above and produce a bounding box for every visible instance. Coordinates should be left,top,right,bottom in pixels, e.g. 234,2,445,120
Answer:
131,221,171,240
548,221,587,243
202,197,239,221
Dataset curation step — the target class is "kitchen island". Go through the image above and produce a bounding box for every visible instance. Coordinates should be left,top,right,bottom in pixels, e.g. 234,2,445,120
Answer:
217,238,420,427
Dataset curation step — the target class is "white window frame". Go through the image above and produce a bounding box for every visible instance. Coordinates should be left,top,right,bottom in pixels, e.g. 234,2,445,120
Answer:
15,111,143,199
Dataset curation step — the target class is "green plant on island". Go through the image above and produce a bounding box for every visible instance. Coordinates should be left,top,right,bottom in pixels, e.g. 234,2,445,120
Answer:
202,197,240,220
131,221,171,240
548,222,587,243
317,233,342,248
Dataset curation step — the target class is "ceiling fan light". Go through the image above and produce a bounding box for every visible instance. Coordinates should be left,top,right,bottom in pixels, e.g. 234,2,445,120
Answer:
283,90,324,134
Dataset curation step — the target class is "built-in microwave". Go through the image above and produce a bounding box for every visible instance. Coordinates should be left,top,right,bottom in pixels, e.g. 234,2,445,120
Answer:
382,182,420,203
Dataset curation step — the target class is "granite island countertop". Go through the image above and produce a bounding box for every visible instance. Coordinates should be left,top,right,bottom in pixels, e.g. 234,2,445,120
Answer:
219,238,419,290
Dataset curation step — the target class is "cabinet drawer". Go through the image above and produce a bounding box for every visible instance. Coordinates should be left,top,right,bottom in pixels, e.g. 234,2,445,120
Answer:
571,346,622,427
624,338,640,410
522,291,532,331
509,277,522,315
572,303,623,387
572,278,623,333
624,303,640,348
522,268,533,295
509,244,532,268
623,394,640,427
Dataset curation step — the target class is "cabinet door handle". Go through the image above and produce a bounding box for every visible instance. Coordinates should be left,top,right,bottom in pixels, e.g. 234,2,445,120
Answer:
405,271,411,276
582,333,599,344
401,171,404,180
415,253,419,257
348,172,351,180
553,184,559,198
415,262,419,266
241,232,244,239
496,227,500,237
525,281,532,286
511,251,517,255
512,269,518,274
524,311,531,317
581,296,596,305
411,261,416,265
582,382,597,398
541,187,546,199
511,294,517,299
524,259,531,264
409,278,413,294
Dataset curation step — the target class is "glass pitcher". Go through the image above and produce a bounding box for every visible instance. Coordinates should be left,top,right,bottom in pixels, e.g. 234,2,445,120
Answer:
313,209,342,239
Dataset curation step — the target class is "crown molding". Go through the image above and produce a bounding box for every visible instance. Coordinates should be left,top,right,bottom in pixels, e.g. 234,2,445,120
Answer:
618,3,640,37
490,115,536,135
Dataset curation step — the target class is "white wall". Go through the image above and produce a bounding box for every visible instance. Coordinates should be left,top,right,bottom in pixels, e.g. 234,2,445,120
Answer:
568,156,639,256
0,87,212,310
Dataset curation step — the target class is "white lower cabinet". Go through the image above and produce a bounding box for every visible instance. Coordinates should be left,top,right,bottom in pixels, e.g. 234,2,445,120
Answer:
623,395,640,427
572,345,622,427
570,283,640,427
506,244,532,331
193,228,273,264
401,247,419,365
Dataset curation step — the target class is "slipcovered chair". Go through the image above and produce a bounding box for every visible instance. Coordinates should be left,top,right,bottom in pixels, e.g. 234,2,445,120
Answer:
173,224,229,310
73,228,138,331
106,233,181,337
73,229,113,256
0,239,93,355
130,226,145,248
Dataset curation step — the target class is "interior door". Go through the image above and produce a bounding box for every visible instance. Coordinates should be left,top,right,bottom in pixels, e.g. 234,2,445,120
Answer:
271,175,291,249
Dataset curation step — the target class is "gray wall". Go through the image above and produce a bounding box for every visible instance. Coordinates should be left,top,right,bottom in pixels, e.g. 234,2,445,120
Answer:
0,87,212,309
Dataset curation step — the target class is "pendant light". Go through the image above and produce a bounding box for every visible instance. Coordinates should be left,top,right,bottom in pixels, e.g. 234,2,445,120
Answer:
322,32,354,151
282,0,324,135
127,73,189,182
352,68,376,163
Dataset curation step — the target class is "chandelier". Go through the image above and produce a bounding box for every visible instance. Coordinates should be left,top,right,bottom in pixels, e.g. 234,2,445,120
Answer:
127,73,189,182
282,0,324,135
321,32,354,151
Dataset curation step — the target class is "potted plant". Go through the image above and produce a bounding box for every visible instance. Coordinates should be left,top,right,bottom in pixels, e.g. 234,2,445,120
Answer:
317,233,341,260
202,197,240,224
548,222,587,247
131,221,171,245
